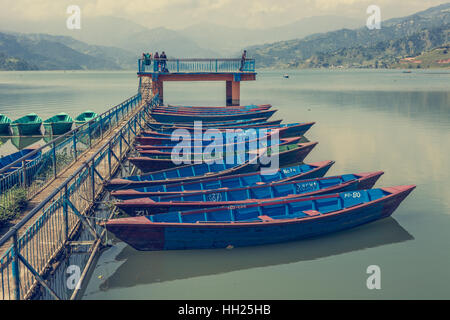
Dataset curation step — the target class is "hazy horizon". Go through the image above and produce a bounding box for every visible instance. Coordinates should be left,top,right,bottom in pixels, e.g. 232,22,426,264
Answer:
1,0,449,32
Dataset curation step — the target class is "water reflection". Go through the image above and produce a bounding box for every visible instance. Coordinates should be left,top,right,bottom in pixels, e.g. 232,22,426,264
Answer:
10,135,42,150
97,218,413,291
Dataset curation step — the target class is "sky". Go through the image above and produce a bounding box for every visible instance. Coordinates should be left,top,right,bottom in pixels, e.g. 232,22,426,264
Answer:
1,0,449,29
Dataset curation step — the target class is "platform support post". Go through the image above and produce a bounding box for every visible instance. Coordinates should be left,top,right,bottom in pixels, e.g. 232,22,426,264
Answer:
226,80,240,106
152,80,164,105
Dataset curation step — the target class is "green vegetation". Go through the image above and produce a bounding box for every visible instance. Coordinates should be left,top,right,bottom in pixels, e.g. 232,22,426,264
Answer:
391,45,450,69
35,152,74,183
0,187,28,225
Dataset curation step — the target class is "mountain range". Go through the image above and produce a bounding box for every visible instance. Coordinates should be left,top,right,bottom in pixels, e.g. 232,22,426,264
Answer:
248,3,450,68
0,3,449,70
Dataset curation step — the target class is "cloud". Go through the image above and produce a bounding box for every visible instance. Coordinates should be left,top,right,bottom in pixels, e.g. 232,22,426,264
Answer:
0,0,448,28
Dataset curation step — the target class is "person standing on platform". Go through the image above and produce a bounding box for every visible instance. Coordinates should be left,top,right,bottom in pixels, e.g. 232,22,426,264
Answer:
160,51,167,72
154,52,160,71
239,50,247,71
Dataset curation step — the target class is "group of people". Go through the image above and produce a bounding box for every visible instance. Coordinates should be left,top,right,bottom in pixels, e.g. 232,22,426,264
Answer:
142,51,168,72
142,50,248,72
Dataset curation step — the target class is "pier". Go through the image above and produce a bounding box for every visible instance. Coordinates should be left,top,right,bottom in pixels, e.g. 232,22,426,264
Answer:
138,58,256,106
0,76,158,299
0,56,256,300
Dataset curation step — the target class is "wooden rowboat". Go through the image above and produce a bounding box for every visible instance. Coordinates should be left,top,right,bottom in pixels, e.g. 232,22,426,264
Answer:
0,114,12,134
106,160,334,191
114,171,384,215
104,185,416,250
110,160,335,199
74,110,98,126
43,113,73,135
147,118,282,131
141,122,315,140
128,142,317,172
150,109,277,123
152,105,271,114
10,113,42,136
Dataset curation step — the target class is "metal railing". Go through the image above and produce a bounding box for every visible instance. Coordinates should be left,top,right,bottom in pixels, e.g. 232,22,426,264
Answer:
138,58,256,73
0,93,142,208
0,93,157,300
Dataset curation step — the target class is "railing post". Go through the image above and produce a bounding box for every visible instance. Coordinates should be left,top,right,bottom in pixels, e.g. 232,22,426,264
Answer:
73,131,77,161
63,185,69,242
100,117,103,140
88,122,92,148
108,142,112,178
21,160,27,187
119,130,123,157
11,229,21,300
90,159,95,201
52,142,57,178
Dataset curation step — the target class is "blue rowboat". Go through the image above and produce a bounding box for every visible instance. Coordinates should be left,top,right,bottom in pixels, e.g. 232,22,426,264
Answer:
108,160,333,191
150,109,277,123
153,104,272,114
0,146,42,189
136,127,281,147
165,104,272,111
114,171,384,215
141,122,315,141
104,185,416,250
147,119,282,131
135,136,299,154
110,160,335,198
128,142,317,172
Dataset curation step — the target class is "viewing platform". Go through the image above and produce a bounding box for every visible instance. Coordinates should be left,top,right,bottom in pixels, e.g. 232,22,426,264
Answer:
137,58,257,106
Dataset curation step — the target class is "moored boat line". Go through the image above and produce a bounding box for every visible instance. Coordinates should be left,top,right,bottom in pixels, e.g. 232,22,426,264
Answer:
0,110,101,136
102,100,415,251
114,171,384,215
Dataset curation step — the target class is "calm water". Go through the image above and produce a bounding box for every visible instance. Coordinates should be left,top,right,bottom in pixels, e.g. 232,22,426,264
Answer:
1,69,449,299
0,71,138,155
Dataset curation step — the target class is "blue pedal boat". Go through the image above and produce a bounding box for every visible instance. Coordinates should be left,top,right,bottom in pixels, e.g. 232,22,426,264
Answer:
110,160,335,198
114,171,384,215
104,185,416,251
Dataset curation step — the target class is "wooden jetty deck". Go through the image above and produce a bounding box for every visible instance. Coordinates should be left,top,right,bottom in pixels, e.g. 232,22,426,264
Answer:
0,76,156,300
0,57,256,300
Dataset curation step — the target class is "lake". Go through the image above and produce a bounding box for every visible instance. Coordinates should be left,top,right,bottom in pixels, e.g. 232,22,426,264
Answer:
1,69,449,299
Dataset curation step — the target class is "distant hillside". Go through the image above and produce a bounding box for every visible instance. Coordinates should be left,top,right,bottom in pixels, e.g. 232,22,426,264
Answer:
393,45,450,69
291,24,450,69
0,32,136,70
0,52,37,70
0,16,220,59
248,3,450,69
179,16,363,55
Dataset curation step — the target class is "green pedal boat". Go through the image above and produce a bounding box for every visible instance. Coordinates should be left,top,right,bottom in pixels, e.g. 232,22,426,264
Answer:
74,110,98,126
10,113,42,136
43,113,74,135
0,114,12,134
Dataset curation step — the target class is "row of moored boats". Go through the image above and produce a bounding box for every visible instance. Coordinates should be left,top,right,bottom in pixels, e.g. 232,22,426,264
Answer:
97,103,415,251
0,111,99,136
